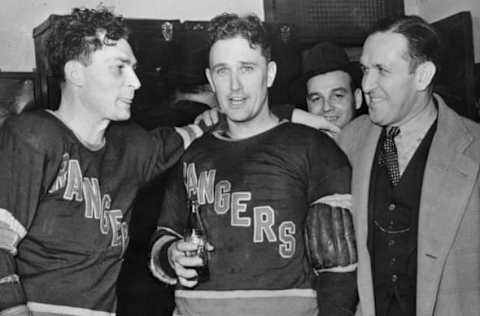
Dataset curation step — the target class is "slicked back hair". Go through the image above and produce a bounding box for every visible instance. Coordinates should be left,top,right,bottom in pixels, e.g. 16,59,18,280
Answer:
370,15,441,77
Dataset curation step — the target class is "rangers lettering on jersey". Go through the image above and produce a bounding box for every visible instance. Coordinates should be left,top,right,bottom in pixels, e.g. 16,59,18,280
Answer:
184,162,296,258
49,153,128,252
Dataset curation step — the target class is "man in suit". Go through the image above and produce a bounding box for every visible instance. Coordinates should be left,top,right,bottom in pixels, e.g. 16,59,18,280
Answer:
338,15,480,315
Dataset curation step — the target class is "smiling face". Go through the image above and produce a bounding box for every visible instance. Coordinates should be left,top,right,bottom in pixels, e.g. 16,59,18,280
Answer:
360,31,423,127
306,70,361,129
206,36,276,127
78,38,141,122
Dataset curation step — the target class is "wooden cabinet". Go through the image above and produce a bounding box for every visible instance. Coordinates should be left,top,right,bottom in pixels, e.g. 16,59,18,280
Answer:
126,19,184,115
33,16,302,127
33,16,184,114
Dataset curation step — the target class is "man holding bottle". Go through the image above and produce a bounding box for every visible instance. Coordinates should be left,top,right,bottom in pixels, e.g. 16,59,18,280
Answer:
150,13,356,316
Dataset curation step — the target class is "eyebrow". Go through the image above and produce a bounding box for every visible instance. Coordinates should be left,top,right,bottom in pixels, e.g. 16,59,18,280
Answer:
210,63,227,71
332,87,349,93
115,57,138,68
240,61,257,66
307,92,322,98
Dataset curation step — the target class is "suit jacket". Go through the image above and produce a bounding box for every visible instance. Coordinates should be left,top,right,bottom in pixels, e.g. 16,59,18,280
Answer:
338,95,480,316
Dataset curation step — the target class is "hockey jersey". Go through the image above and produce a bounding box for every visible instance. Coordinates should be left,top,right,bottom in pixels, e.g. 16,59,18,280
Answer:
0,110,196,315
151,121,351,316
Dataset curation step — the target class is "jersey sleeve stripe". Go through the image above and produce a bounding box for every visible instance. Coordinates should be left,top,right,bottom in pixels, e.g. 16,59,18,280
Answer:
175,125,203,149
0,273,20,284
312,194,352,210
0,305,31,316
313,263,357,274
0,208,27,254
0,230,22,255
149,235,179,285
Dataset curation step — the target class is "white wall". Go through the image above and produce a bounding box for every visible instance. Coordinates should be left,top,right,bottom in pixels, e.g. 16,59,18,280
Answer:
0,0,264,71
1,0,478,71
405,0,480,62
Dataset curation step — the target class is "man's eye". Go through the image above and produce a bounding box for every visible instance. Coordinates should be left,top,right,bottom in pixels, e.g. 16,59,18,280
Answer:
241,65,254,72
116,65,125,73
215,67,228,75
333,94,345,100
377,66,388,75
308,96,322,104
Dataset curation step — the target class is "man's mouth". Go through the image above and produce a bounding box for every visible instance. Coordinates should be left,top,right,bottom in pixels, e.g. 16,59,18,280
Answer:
323,115,339,122
119,98,133,105
229,96,247,106
367,93,383,105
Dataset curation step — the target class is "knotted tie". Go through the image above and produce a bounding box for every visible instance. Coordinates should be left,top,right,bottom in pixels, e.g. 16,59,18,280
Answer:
379,126,401,186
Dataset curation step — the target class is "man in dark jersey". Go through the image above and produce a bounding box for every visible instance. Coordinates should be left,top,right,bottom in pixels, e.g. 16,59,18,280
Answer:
0,7,207,316
150,13,356,316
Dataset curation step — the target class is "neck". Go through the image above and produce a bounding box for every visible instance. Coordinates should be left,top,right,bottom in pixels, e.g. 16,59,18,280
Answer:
392,93,436,128
53,89,109,149
227,109,280,140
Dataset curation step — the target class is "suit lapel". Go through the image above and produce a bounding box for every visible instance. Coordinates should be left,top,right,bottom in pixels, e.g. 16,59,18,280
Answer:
352,122,381,316
417,99,478,315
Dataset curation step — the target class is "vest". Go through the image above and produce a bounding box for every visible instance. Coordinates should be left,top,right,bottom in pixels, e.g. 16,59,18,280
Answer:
368,121,437,316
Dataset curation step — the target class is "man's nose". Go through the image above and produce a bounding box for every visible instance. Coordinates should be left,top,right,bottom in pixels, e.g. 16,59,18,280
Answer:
230,72,242,91
127,67,141,90
362,69,376,93
323,99,334,112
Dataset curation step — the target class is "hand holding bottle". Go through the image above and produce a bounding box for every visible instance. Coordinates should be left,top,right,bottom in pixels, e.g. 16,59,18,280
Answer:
167,238,213,288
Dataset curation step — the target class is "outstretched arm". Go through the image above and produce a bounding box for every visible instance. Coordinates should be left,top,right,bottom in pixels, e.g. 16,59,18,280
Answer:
291,108,340,138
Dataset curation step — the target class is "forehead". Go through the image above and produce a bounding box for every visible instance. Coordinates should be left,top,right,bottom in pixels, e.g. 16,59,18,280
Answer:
209,36,265,66
360,31,410,66
307,70,352,92
91,38,137,65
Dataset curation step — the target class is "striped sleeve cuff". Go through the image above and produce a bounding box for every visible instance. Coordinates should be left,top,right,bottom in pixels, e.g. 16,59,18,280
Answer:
0,305,31,316
312,194,352,210
175,124,204,149
149,234,181,285
0,209,27,255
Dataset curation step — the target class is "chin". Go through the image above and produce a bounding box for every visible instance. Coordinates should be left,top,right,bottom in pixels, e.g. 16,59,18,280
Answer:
112,111,131,122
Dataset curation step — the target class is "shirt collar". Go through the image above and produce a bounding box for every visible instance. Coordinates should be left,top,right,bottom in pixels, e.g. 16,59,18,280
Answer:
391,102,437,141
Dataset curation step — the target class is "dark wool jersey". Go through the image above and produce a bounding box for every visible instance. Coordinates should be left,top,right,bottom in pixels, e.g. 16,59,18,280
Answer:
152,121,351,316
0,110,191,315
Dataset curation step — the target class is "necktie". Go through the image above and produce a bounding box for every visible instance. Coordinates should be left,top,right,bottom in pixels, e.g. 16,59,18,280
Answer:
380,126,401,186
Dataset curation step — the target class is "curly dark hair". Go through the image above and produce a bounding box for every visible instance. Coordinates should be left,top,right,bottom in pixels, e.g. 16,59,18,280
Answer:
47,6,129,82
207,13,271,61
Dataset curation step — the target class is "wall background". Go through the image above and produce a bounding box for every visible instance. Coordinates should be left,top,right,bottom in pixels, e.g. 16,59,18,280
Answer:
405,0,480,62
0,0,478,71
0,0,264,71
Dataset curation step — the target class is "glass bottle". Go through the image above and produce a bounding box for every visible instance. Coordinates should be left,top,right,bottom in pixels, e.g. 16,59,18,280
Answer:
184,189,210,282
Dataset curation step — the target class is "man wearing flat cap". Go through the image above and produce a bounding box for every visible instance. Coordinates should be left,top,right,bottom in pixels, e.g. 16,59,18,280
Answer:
300,42,363,131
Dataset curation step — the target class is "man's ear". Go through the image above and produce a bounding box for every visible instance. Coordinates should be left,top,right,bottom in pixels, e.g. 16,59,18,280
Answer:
267,61,277,88
64,60,85,86
205,68,216,93
354,88,363,110
414,61,436,91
